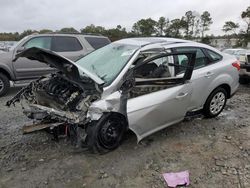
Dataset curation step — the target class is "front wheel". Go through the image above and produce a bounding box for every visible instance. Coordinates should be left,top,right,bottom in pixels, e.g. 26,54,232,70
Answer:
86,113,127,154
203,88,227,118
0,73,10,97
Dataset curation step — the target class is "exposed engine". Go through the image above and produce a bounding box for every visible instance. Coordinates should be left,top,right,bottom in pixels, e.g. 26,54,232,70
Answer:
7,73,101,124
34,75,84,111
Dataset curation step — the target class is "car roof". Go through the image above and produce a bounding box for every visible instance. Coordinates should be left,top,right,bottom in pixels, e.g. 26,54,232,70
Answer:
27,33,108,38
114,37,221,54
115,37,191,46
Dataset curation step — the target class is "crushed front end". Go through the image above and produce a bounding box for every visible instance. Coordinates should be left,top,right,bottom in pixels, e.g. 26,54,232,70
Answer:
6,47,104,145
7,73,102,141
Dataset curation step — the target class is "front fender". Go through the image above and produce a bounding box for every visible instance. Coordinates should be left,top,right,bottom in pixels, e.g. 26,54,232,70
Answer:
0,63,15,80
87,91,127,121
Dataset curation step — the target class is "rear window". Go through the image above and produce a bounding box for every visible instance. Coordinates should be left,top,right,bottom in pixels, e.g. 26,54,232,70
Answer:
52,36,83,52
84,37,110,49
175,47,208,71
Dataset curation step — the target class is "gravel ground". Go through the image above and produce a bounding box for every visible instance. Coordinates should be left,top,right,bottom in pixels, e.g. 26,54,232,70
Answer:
0,85,250,188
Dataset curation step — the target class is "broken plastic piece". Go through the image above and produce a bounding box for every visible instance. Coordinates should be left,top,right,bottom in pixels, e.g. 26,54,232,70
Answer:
162,170,190,187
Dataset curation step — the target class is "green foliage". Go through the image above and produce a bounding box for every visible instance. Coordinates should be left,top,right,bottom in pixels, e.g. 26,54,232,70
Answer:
200,11,213,38
241,6,250,34
105,25,128,41
182,11,196,38
222,21,239,34
156,17,168,36
59,27,79,33
80,24,106,35
80,24,129,41
0,32,19,41
19,29,38,39
132,18,157,36
39,29,53,34
165,19,185,38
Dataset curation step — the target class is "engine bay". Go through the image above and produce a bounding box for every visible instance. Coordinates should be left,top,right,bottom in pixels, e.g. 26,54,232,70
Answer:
34,75,84,111
7,73,101,125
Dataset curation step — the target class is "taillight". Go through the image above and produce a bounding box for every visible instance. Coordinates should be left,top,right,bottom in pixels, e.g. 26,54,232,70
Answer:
232,61,240,71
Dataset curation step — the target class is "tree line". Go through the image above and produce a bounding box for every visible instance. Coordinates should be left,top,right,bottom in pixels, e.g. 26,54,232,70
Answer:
0,7,249,46
222,6,250,47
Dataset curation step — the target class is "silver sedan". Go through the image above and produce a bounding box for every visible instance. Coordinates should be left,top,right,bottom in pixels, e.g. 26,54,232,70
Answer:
7,38,239,153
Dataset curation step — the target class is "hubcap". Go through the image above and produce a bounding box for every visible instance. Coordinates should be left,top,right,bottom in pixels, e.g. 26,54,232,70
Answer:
0,79,4,93
210,92,226,115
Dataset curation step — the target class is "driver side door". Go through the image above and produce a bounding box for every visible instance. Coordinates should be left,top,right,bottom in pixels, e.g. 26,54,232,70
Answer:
126,51,195,140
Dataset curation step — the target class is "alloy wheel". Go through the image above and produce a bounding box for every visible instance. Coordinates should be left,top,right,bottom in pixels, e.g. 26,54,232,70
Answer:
209,91,226,115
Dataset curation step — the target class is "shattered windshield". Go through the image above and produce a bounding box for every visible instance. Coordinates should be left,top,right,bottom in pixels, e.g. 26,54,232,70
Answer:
76,43,139,86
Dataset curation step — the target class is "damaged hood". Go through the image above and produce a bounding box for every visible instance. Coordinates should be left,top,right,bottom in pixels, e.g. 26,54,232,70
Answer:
14,47,105,85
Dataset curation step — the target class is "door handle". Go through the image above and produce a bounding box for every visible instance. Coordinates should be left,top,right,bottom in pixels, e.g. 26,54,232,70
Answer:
204,72,214,78
176,92,188,99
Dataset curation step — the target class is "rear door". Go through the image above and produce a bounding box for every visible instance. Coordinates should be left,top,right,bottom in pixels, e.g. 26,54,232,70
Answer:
173,47,223,110
126,51,196,140
51,36,87,61
13,36,53,79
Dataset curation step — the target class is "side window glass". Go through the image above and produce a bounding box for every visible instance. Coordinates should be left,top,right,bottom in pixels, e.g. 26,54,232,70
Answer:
175,47,207,74
206,49,222,62
23,37,52,50
129,53,190,99
52,36,83,52
134,56,174,79
84,37,110,49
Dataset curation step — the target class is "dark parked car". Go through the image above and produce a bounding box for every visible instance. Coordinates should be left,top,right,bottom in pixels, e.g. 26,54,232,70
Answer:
0,33,110,96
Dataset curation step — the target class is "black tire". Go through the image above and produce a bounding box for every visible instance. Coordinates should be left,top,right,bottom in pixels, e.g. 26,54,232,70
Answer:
86,113,127,154
203,87,227,118
239,77,250,84
0,73,10,97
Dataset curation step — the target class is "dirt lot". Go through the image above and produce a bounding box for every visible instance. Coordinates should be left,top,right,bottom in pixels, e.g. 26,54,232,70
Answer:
0,85,250,188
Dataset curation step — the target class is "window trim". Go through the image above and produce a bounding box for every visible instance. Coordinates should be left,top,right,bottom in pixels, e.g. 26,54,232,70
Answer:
173,46,220,75
202,48,223,64
51,36,83,52
133,51,196,83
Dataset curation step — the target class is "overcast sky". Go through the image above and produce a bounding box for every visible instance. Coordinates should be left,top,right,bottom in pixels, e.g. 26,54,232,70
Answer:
0,0,249,35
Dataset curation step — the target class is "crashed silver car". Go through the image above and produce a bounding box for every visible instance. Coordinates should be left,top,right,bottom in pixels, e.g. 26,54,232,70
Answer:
7,38,239,153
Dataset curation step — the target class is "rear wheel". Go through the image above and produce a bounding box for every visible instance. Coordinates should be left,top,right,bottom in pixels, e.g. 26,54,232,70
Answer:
0,73,10,97
86,113,127,154
203,87,227,118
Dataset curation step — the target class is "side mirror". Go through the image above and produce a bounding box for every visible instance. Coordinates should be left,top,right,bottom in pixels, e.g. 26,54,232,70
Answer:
16,46,26,53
